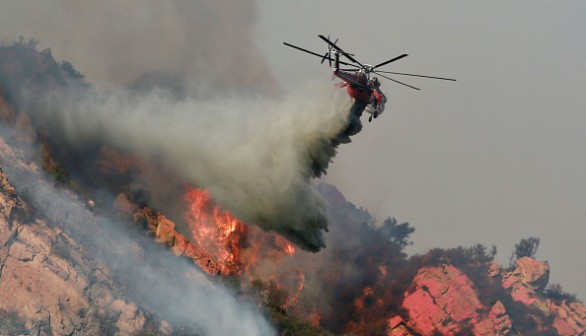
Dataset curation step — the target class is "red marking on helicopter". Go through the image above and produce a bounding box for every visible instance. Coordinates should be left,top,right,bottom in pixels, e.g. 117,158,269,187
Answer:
284,35,455,122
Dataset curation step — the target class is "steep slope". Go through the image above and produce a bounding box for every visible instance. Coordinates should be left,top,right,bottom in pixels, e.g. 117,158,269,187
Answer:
0,168,147,335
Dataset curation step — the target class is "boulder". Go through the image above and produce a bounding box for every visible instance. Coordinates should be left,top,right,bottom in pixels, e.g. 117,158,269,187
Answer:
387,316,415,336
503,257,550,292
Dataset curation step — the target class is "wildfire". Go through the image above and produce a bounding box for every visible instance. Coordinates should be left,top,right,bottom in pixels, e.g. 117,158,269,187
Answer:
284,242,296,256
310,313,323,327
183,187,307,319
184,187,246,270
184,186,297,275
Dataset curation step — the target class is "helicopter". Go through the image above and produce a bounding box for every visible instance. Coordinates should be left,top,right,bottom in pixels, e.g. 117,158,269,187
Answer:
283,35,456,122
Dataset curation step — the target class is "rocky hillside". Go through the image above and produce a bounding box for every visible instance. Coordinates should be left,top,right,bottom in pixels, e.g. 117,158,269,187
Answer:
2,158,584,335
0,169,147,335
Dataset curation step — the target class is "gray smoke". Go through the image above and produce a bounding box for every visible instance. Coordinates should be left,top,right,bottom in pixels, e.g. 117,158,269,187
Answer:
29,83,350,251
0,123,276,335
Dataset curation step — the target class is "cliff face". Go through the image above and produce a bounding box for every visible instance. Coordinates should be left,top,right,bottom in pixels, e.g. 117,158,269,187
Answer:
0,169,147,335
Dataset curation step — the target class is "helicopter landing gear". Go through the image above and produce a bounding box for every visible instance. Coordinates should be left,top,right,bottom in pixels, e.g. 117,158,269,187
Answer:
368,110,379,122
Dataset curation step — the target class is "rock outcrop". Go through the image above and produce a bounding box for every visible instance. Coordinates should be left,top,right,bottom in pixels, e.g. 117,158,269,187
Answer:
503,257,586,336
502,256,550,306
388,258,585,336
390,264,512,336
473,301,514,336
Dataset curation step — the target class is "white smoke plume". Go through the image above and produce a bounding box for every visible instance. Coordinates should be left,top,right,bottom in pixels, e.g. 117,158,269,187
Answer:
27,83,351,251
0,123,276,335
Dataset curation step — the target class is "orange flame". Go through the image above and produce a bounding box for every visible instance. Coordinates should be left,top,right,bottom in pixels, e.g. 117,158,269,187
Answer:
184,187,305,307
184,187,298,274
184,187,246,272
310,313,323,327
284,242,296,256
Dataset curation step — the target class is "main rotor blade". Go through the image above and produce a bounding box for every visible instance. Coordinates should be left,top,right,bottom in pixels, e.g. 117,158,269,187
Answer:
375,72,420,91
283,42,326,59
318,35,365,68
376,70,456,81
283,42,358,67
372,54,409,70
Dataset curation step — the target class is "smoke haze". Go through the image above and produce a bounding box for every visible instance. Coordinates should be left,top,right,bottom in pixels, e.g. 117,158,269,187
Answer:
0,0,276,95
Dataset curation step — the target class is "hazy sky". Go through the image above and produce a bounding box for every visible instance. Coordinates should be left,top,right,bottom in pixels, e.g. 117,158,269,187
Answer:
257,1,586,300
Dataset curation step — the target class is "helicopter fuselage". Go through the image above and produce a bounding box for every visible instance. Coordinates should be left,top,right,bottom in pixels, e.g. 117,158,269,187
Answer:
333,69,372,104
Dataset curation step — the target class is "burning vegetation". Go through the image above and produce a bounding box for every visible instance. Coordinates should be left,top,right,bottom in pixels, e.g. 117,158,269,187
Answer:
142,178,585,336
185,187,247,270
